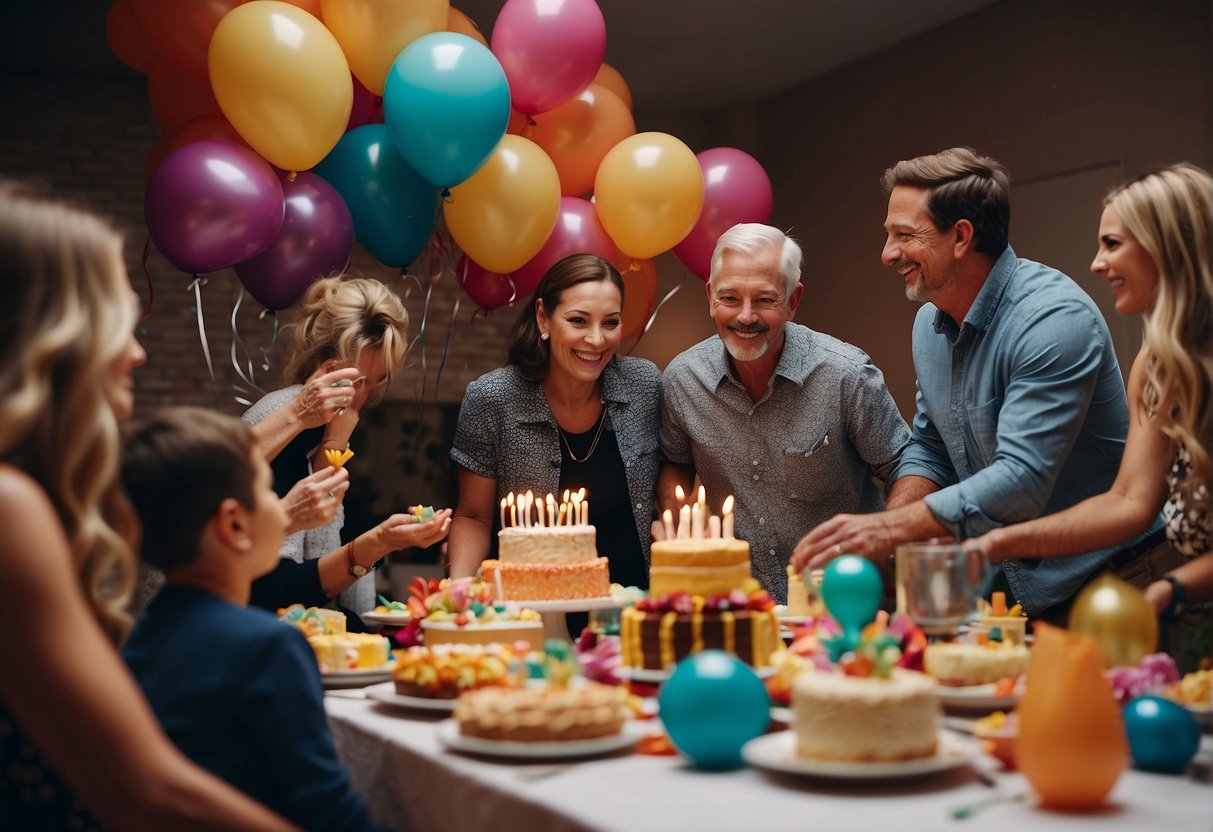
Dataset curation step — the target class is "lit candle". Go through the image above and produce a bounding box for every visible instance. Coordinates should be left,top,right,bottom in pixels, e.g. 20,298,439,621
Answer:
536,495,545,527
546,494,557,527
507,491,515,529
558,503,567,526
678,504,691,539
674,484,685,504
691,502,702,540
581,498,588,526
524,490,534,528
499,497,507,530
697,485,706,507
708,515,721,539
570,491,581,527
662,509,675,540
722,495,734,539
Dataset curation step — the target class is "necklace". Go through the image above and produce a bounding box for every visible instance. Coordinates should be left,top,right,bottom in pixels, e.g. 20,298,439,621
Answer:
559,400,608,463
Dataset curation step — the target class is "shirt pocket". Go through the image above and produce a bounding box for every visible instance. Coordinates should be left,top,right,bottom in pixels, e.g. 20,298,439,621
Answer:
965,395,1003,469
782,443,832,504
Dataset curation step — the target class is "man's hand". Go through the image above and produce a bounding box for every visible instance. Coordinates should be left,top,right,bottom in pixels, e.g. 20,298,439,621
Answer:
790,512,898,572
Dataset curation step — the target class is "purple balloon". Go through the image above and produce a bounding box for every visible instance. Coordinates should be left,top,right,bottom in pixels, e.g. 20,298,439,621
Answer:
492,0,606,116
673,148,774,282
145,140,285,274
235,172,355,310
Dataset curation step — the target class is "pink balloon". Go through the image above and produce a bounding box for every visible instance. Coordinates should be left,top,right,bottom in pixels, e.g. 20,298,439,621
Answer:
511,196,619,297
491,0,606,116
235,172,355,310
145,140,284,274
673,148,774,282
457,255,519,310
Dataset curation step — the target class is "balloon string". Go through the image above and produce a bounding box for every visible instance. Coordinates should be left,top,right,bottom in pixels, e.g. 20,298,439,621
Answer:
257,308,278,372
627,273,686,356
435,293,461,392
409,278,434,402
140,237,155,322
186,276,219,409
229,289,264,406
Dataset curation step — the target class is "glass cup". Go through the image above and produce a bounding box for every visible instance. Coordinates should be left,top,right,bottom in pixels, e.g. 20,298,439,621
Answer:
894,542,989,637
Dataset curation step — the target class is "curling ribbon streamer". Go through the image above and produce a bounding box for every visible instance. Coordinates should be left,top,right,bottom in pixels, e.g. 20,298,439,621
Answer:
186,276,219,409
229,290,265,406
140,237,155,322
626,272,686,355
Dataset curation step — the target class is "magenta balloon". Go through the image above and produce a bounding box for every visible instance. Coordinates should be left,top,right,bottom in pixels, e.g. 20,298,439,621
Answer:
235,172,355,310
457,255,518,310
346,73,382,131
511,196,619,297
673,147,774,282
491,0,606,116
145,140,285,274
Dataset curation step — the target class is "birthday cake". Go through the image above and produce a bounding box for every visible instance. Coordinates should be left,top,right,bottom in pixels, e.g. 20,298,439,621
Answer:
307,632,392,673
454,682,627,742
393,643,521,699
482,490,610,601
924,641,1030,686
648,538,752,599
406,577,545,650
785,566,824,618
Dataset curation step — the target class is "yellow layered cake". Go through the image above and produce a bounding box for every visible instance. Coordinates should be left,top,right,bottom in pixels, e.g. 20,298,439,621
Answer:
453,682,627,742
392,643,521,699
648,537,752,599
308,632,391,673
620,590,782,670
924,642,1030,686
421,619,544,652
793,668,939,761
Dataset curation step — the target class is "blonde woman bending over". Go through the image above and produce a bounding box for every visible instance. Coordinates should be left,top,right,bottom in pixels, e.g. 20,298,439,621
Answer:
0,182,298,830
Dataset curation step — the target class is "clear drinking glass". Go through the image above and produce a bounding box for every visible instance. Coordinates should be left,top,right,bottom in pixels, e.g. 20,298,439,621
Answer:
894,542,989,637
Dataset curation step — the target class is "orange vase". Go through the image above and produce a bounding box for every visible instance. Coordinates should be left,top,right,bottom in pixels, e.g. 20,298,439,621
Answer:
1017,623,1126,810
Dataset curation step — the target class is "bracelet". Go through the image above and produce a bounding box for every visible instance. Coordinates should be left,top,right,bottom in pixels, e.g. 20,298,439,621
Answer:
346,540,369,578
1160,573,1188,622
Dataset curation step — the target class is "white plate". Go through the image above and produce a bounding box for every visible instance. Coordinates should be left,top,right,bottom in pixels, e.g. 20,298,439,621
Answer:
321,664,396,689
365,681,455,712
778,615,812,626
743,729,977,781
617,664,778,684
362,610,412,626
934,683,1021,711
436,718,646,759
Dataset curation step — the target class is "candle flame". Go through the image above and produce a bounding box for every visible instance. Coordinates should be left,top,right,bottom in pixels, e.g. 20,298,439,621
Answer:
577,487,586,500
697,485,706,505
507,492,515,506
675,484,685,502
722,495,734,514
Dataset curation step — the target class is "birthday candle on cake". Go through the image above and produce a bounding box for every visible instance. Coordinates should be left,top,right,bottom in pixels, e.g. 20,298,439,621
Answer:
499,497,507,530
508,492,517,528
674,484,686,504
708,514,721,539
662,509,675,540
678,504,691,539
691,501,702,540
722,495,735,539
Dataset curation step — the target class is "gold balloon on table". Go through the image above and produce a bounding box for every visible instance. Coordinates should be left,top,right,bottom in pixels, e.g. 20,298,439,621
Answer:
1067,573,1158,669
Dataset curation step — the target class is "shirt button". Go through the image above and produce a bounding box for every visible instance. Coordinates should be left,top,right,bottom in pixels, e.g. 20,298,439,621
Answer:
635,502,643,510
752,474,759,481
769,549,776,556
950,403,958,412
758,517,766,525
790,493,797,499
752,460,759,466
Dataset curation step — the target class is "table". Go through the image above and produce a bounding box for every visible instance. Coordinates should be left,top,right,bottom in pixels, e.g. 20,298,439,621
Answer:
325,692,1213,832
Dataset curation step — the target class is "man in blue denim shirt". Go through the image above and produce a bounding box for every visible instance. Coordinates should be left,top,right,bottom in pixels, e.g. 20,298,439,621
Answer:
792,147,1164,619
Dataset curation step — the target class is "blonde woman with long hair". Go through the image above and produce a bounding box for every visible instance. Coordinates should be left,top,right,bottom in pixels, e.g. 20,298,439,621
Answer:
968,163,1212,632
243,276,450,625
0,182,299,829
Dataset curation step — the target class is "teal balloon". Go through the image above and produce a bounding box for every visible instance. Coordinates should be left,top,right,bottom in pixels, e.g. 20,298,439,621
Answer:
822,555,883,651
383,33,511,188
313,124,436,268
657,651,769,770
1123,695,1200,774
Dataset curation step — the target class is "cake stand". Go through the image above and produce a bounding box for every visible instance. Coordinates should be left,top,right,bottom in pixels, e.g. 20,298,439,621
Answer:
502,596,623,643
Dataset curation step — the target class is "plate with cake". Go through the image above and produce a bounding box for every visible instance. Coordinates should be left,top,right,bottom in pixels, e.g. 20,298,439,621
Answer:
933,681,1022,711
322,663,396,689
365,682,456,712
362,610,412,627
436,718,647,760
743,728,978,781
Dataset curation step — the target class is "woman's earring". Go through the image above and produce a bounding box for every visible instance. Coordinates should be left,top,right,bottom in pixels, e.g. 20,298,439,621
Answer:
540,331,549,341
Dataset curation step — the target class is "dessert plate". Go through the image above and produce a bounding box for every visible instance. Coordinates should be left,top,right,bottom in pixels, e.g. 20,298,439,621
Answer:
934,683,1021,712
321,663,396,689
436,718,646,760
742,729,977,781
365,681,455,712
362,610,412,626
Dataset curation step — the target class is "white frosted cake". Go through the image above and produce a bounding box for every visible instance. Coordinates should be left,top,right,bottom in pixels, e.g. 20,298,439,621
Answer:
483,522,610,601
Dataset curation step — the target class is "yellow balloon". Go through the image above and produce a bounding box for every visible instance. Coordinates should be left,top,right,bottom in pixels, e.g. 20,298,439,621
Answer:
1067,573,1159,668
322,0,450,95
209,1,353,172
594,132,704,260
445,135,561,275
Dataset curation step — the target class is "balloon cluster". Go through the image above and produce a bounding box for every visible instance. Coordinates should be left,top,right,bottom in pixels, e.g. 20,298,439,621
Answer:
112,0,775,320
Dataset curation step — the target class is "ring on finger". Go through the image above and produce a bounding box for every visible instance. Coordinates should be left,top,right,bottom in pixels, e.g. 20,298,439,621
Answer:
328,489,337,499
834,543,843,557
336,408,345,416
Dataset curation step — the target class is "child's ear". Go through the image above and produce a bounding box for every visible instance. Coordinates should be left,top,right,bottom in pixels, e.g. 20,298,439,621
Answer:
213,498,254,552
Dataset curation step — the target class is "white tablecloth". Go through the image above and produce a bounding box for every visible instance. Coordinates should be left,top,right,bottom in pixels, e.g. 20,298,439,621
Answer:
325,692,1212,832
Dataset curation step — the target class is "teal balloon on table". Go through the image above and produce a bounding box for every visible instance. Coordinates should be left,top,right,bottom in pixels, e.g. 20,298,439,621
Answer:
313,124,437,268
1123,695,1200,774
822,555,883,654
657,651,769,770
383,32,511,189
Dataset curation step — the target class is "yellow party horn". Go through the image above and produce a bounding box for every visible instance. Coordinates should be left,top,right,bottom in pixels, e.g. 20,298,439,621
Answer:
323,447,355,469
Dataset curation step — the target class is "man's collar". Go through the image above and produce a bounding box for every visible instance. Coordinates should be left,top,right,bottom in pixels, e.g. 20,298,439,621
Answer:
933,246,1016,339
711,323,807,390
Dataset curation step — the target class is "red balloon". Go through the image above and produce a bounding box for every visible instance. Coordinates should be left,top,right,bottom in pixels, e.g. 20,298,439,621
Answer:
457,256,519,311
130,0,243,82
106,0,155,73
147,53,222,133
235,172,355,310
511,196,619,298
673,148,773,282
346,73,384,131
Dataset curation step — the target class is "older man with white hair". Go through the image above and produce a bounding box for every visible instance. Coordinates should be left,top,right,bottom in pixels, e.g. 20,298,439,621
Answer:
656,223,921,601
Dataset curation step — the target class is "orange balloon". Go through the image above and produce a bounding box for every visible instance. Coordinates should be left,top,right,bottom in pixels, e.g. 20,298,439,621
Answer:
594,62,632,111
279,0,323,17
130,0,243,82
1016,623,1127,810
594,132,705,260
620,258,658,341
445,135,561,275
322,0,449,96
447,7,487,47
530,83,635,198
209,1,353,172
147,54,222,133
106,0,156,73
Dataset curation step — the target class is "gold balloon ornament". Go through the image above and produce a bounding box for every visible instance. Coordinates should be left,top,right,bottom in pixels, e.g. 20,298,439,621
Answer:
1067,573,1158,669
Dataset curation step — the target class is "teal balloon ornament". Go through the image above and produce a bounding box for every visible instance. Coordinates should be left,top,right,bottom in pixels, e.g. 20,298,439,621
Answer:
1123,695,1200,774
383,32,511,189
313,124,437,268
657,650,769,770
821,555,883,658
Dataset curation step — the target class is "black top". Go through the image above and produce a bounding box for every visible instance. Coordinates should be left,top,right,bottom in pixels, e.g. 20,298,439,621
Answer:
557,423,647,591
